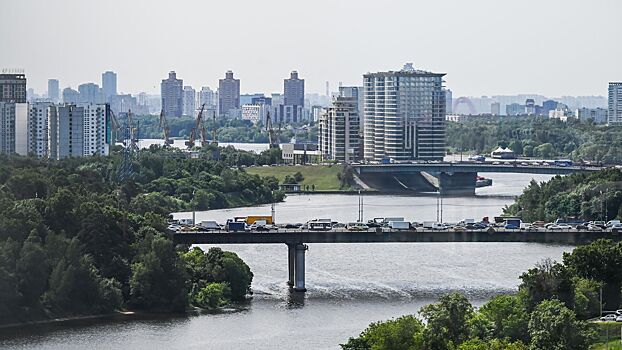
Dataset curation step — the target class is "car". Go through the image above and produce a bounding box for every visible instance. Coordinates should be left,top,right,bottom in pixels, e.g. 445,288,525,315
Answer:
615,309,622,315
167,224,181,232
504,224,519,230
346,222,369,231
617,315,622,322
332,222,347,229
600,314,617,322
586,224,602,232
611,223,622,230
492,161,500,165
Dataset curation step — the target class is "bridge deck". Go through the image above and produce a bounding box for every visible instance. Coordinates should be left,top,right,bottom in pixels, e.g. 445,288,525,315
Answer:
354,163,603,175
171,229,621,245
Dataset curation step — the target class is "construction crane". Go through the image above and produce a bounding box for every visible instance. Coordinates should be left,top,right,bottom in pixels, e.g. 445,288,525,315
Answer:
210,111,218,146
158,109,173,146
186,103,206,148
265,111,279,149
109,109,122,144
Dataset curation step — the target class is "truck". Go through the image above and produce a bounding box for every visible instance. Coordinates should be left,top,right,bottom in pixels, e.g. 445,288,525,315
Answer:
245,215,274,225
383,217,405,224
199,220,221,230
423,221,436,229
179,218,194,226
225,219,247,232
389,221,410,230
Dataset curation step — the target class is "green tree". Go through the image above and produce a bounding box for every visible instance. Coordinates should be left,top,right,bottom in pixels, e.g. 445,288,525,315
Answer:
420,293,475,349
518,259,574,311
527,299,596,350
458,339,528,350
194,282,231,309
479,294,529,343
129,231,187,311
340,315,425,350
563,239,622,311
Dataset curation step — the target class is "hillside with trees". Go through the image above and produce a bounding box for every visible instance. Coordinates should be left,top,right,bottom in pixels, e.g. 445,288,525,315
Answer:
504,168,622,223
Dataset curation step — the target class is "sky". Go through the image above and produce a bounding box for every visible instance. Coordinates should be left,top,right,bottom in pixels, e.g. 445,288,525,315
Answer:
1,0,620,97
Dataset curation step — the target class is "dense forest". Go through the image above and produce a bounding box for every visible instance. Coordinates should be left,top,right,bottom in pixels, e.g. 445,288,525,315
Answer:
0,145,281,325
446,117,622,164
341,239,622,350
504,168,622,223
133,115,318,144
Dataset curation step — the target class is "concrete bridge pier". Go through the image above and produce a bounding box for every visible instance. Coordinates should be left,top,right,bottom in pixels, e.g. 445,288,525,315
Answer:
438,172,477,195
294,243,308,292
287,243,295,286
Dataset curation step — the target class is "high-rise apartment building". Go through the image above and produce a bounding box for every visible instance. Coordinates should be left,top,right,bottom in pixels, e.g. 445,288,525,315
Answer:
78,83,103,104
576,107,608,124
608,82,622,124
199,87,217,109
284,71,304,106
81,104,110,156
62,88,80,104
48,79,60,103
525,99,536,115
161,71,183,118
218,71,240,117
28,102,52,157
182,86,196,116
0,73,27,103
491,102,501,115
281,71,305,123
318,96,360,163
339,86,364,130
49,104,84,159
363,64,446,162
0,102,17,154
102,71,117,102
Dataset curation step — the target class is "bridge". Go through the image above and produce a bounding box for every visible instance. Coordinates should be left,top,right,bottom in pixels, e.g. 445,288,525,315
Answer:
352,162,603,195
171,228,621,292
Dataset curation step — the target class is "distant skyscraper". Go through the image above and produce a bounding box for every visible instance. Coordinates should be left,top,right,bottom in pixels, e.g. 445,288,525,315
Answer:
491,102,501,115
199,86,216,109
62,87,80,104
525,99,536,115
78,83,103,104
363,64,446,161
161,71,183,118
284,71,305,106
542,100,558,116
608,82,622,125
47,79,59,103
102,71,117,102
182,86,196,116
0,102,17,154
0,73,27,103
506,103,525,116
218,70,240,117
443,88,453,114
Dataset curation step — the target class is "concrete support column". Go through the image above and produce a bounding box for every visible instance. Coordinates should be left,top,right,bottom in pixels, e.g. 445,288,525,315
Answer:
287,243,295,286
294,243,308,292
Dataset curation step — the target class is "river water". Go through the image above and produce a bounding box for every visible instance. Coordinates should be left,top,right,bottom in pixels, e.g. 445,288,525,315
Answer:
1,171,574,350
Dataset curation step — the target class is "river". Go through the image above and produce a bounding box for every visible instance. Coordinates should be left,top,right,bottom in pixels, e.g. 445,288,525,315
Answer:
1,171,574,350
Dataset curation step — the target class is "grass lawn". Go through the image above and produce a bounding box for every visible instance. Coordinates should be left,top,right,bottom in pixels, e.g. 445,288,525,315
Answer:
592,340,622,349
246,165,344,191
592,322,622,349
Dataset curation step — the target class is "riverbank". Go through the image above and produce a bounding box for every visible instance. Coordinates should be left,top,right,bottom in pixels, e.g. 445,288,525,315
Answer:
246,164,346,191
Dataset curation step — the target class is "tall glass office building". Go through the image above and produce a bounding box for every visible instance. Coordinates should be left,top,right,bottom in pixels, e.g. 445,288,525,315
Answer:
363,64,446,162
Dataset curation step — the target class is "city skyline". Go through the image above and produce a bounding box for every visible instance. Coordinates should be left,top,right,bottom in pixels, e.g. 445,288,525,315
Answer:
2,0,621,97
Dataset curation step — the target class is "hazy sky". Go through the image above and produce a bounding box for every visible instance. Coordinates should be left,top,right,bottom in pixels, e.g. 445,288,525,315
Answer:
2,0,620,97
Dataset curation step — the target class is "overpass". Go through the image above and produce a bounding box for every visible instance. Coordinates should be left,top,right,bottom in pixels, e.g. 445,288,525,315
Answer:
352,163,602,195
171,228,621,292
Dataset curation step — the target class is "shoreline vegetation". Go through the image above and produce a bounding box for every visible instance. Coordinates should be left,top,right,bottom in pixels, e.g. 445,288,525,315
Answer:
0,145,273,326
340,239,622,350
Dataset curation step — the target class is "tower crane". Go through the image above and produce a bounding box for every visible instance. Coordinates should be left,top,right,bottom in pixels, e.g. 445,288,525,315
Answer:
210,111,218,146
186,103,206,148
159,109,173,146
265,111,279,149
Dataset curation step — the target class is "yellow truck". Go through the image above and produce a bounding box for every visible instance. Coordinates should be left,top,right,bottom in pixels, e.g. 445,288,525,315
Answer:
244,215,273,225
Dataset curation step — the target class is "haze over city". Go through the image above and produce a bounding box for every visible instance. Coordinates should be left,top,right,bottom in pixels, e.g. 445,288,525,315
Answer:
2,0,621,97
